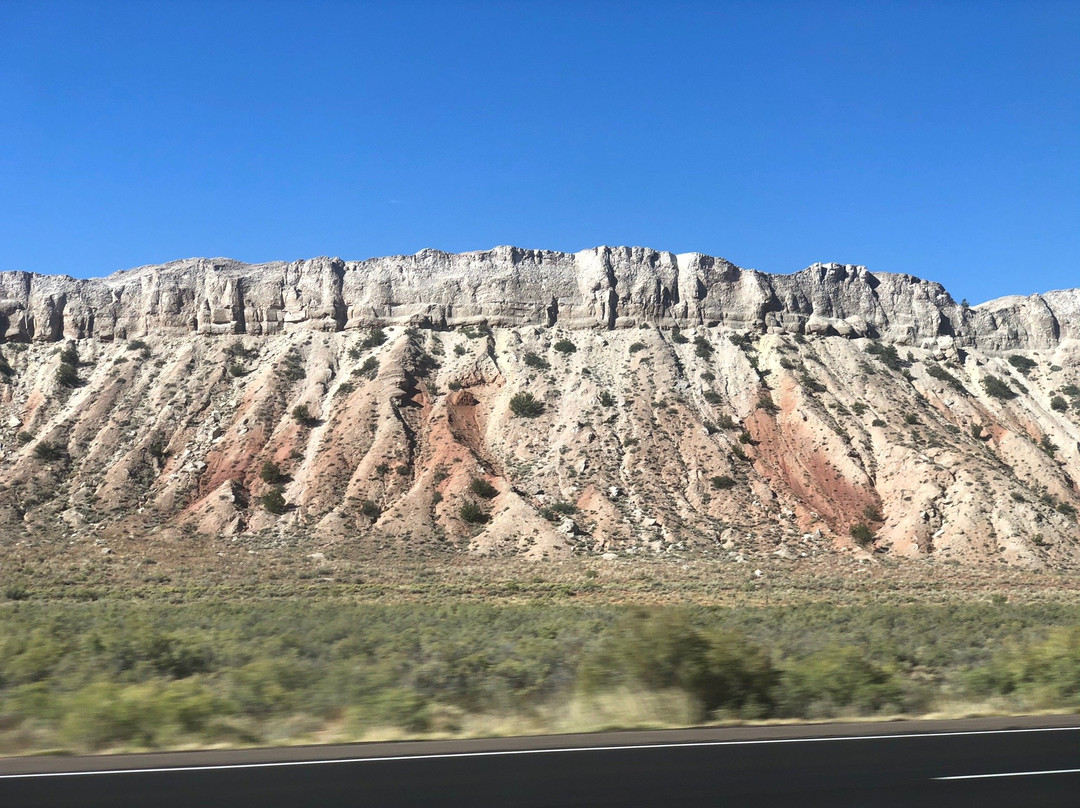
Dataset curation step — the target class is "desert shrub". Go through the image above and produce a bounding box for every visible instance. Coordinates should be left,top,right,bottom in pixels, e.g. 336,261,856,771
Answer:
56,362,81,388
459,501,489,524
280,350,306,382
360,328,388,350
927,363,964,391
127,339,150,352
670,326,689,344
452,344,467,357
700,371,715,382
260,461,285,485
703,391,722,404
579,610,776,718
774,646,902,718
1040,435,1058,456
59,344,80,366
1008,354,1037,376
757,392,779,414
224,340,256,360
863,505,883,522
460,323,491,340
292,405,320,427
16,431,33,444
360,500,381,520
1062,384,1080,397
598,391,616,407
738,430,754,445
851,401,868,415
509,392,545,417
0,351,13,377
227,363,249,378
710,475,736,490
1051,396,1067,412
693,335,713,359
715,414,736,429
982,375,1017,400
353,356,379,380
849,523,874,545
469,478,498,499
523,352,549,369
903,413,918,425
871,418,886,427
553,339,577,354
866,342,902,371
33,441,67,462
629,342,646,354
261,487,287,514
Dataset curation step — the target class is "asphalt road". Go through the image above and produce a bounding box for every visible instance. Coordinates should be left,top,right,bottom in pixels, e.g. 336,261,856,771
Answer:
2,716,1078,807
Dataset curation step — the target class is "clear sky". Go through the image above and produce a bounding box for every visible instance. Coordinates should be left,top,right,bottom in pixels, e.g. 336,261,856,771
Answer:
1,1,1076,302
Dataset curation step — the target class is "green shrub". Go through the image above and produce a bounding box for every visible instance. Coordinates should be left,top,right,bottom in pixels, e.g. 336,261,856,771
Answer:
280,350,306,382
1051,396,1067,412
849,523,874,545
227,363,249,378
553,339,577,355
872,418,886,427
866,342,902,371
710,475,735,490
927,363,964,391
59,344,80,366
579,610,776,718
354,356,379,380
261,487,287,515
56,362,81,388
1008,354,1037,376
523,352,549,369
459,501,489,524
469,478,498,499
360,328,388,350
982,375,1017,400
16,431,32,444
598,391,616,407
453,344,467,356
509,392,545,417
33,441,67,462
260,461,285,485
757,392,779,414
360,500,381,520
224,340,256,360
292,405,320,427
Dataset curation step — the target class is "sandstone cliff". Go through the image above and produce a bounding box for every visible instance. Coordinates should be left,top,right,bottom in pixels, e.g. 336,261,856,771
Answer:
2,247,1079,570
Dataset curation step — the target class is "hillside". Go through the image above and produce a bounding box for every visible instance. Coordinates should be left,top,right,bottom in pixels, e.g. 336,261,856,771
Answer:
2,246,1080,571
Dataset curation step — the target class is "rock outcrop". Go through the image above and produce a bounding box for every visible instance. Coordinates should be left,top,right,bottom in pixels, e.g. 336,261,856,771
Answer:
1,246,1077,349
1,246,1079,572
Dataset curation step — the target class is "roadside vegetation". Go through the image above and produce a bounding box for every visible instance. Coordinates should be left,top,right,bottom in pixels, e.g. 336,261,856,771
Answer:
0,595,1077,754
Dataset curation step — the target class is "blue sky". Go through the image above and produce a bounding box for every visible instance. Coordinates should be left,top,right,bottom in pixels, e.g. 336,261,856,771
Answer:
1,1,1076,302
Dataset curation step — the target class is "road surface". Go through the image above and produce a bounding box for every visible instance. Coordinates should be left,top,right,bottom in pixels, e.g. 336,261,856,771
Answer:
2,715,1077,807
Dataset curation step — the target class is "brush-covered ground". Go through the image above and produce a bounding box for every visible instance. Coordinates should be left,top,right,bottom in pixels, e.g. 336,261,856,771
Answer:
1,552,1078,757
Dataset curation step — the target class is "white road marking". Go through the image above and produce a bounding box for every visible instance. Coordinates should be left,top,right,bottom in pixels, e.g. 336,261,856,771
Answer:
0,725,1076,780
935,767,1080,781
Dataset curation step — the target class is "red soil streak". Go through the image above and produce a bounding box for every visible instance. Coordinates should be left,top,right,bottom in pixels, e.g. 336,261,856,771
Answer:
747,381,878,536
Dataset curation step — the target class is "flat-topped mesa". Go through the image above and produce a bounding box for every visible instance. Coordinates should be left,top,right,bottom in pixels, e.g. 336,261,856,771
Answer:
0,246,1075,349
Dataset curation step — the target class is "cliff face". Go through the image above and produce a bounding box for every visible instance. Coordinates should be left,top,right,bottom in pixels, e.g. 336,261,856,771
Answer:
1,247,1080,572
1,246,1077,349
